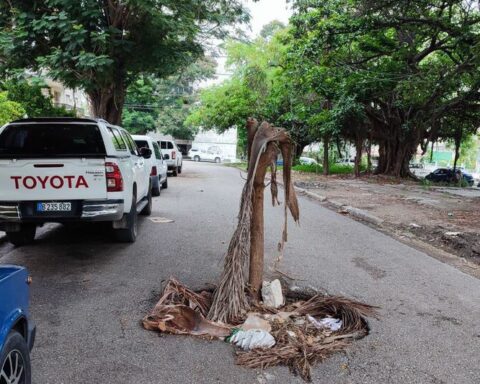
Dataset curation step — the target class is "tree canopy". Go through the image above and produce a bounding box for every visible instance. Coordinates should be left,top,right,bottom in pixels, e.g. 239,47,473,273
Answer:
0,0,249,124
122,58,216,138
288,0,480,176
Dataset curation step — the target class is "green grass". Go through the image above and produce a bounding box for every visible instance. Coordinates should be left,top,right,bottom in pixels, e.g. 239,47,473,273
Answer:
223,162,248,171
225,162,366,175
292,163,366,175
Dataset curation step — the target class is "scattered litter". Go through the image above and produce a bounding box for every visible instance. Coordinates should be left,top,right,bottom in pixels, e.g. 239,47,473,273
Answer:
307,315,343,331
149,217,174,223
143,277,379,382
264,311,295,323
444,231,460,237
409,223,421,229
241,313,271,332
448,212,454,217
262,279,284,308
228,329,276,350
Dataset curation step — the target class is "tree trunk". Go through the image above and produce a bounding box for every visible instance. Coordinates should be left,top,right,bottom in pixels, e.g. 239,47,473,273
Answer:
354,137,362,177
249,172,267,299
295,143,305,160
88,82,126,125
323,136,330,175
453,130,462,172
336,138,343,159
376,137,416,178
366,140,372,173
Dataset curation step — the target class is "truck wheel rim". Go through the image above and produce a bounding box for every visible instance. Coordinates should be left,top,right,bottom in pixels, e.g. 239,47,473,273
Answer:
1,350,25,384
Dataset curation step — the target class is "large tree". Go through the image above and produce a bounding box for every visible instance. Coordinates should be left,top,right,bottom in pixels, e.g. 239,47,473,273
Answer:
187,22,317,155
122,58,215,138
290,0,480,177
0,0,249,124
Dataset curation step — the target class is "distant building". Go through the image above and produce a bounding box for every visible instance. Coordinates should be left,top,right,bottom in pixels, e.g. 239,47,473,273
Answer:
41,78,91,117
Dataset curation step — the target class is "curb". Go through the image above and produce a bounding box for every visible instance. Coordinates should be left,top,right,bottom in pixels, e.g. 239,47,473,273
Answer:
273,177,385,228
294,185,384,226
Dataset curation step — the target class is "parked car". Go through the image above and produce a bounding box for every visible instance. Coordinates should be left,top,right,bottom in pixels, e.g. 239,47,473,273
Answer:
0,265,35,384
299,156,318,165
336,158,355,166
133,135,168,196
188,148,223,163
158,139,182,176
0,117,152,245
425,168,474,186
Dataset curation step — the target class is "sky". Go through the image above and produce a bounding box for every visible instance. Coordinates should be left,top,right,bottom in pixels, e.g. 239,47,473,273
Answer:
200,0,293,87
244,0,292,37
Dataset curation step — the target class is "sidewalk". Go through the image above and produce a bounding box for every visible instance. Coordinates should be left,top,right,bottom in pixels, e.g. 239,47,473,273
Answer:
290,171,480,267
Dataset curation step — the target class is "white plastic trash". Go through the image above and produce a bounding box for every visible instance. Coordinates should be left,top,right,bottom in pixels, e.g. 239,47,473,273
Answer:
307,315,343,331
228,329,276,350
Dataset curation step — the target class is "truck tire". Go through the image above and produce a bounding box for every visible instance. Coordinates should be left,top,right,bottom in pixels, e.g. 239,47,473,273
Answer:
6,224,36,247
214,157,221,163
114,194,138,243
172,167,178,177
178,164,182,174
162,178,168,189
0,330,31,384
194,155,200,162
140,186,153,216
152,178,161,197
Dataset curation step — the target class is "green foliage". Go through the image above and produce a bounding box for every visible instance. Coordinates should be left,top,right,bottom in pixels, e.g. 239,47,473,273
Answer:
292,163,366,175
1,80,75,117
123,58,216,138
1,0,249,122
288,0,480,176
121,109,156,135
0,91,25,125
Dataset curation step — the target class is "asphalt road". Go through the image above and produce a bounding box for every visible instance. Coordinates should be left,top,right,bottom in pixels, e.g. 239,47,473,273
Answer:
1,161,479,384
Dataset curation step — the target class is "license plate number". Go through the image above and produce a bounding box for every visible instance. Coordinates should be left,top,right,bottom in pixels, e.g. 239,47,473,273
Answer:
37,202,72,212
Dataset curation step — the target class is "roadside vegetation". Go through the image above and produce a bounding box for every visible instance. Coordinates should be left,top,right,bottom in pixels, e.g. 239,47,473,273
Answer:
187,1,480,179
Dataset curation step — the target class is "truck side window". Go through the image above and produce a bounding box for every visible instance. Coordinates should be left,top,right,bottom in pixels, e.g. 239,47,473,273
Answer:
160,141,167,150
108,127,127,151
120,131,138,156
168,142,174,149
152,142,162,160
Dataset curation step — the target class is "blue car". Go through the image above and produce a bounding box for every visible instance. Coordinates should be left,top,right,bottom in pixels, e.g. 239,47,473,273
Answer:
0,265,35,384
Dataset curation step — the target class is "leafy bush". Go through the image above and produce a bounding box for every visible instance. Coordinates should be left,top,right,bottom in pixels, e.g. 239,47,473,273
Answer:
0,92,25,126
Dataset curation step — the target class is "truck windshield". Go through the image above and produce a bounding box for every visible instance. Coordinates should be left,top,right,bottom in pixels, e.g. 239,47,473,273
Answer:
0,123,106,158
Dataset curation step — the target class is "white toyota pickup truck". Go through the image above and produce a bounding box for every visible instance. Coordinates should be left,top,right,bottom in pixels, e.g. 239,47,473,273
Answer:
0,117,152,245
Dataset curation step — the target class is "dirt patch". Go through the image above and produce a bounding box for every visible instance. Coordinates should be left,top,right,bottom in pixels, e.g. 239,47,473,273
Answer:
289,171,480,267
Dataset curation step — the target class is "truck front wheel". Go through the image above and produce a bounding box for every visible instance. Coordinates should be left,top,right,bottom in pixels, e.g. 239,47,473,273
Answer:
6,224,36,247
0,330,31,384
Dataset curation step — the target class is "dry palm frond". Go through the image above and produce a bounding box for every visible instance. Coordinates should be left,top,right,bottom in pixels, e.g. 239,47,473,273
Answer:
296,295,380,333
208,119,299,323
154,277,212,317
236,319,349,382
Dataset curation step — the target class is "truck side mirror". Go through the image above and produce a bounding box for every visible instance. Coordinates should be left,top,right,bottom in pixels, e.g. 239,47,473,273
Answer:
139,147,152,159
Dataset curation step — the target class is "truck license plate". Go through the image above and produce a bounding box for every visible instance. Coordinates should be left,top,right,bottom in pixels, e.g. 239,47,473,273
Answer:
37,202,72,212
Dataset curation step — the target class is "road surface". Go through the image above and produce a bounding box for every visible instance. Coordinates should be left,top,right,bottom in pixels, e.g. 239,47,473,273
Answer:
1,162,479,383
